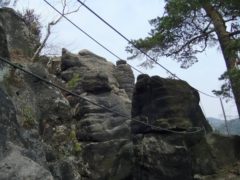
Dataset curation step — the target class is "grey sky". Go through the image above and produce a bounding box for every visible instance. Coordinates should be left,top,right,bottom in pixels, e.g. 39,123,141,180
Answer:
16,0,238,119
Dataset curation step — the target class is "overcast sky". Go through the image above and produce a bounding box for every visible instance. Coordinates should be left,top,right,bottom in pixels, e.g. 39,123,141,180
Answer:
15,0,238,119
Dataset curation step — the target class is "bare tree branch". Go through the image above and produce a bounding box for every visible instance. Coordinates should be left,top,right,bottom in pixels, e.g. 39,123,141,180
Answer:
31,0,84,61
229,30,240,37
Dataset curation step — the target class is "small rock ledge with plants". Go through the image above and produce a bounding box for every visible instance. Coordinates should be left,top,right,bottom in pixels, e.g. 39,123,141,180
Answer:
0,8,240,180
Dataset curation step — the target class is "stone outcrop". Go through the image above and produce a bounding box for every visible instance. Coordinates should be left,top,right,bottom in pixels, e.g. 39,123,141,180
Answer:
0,47,135,180
1,17,52,179
59,49,133,180
0,19,135,178
114,60,134,99
131,74,212,132
131,75,204,180
131,74,240,180
0,25,9,59
1,8,240,180
0,25,9,79
0,8,40,60
0,87,54,180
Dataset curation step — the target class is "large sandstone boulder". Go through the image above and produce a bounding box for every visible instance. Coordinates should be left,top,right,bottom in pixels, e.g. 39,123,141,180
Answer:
131,74,212,180
131,74,240,180
132,74,212,132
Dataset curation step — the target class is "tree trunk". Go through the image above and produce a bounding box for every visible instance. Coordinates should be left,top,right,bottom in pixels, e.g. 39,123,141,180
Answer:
202,2,240,117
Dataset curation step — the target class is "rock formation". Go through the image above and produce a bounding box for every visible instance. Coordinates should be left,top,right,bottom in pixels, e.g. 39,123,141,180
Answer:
0,25,54,178
131,75,207,180
0,8,135,178
114,60,134,99
0,7,40,60
131,74,240,180
59,49,134,179
0,8,240,180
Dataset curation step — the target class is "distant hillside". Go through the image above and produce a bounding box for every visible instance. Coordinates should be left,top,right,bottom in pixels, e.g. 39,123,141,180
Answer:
218,118,240,135
207,117,224,129
207,117,240,135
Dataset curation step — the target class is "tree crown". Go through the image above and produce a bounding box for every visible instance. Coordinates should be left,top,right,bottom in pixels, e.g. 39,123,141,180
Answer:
126,0,240,68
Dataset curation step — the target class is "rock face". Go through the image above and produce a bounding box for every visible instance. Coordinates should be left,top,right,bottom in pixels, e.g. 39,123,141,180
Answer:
131,75,205,180
132,75,212,132
60,49,133,180
0,87,54,180
0,25,9,59
0,8,40,60
131,74,240,180
114,60,134,99
0,47,134,180
2,21,48,180
0,143,53,180
0,25,9,78
1,8,240,180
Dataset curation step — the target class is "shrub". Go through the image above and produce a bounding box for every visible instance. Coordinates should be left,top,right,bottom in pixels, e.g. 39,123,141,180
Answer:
19,9,42,40
67,74,81,89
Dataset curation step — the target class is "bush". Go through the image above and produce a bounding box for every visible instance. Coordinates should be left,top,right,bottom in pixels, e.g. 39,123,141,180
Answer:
19,9,42,40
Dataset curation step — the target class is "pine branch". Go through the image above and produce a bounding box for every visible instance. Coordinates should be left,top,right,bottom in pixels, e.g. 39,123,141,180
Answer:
229,30,240,37
170,29,215,55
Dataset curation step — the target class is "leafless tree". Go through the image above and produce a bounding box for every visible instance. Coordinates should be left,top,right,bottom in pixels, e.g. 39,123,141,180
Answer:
31,0,83,62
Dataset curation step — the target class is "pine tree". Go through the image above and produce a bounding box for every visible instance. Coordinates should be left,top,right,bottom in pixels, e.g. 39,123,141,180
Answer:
127,0,240,116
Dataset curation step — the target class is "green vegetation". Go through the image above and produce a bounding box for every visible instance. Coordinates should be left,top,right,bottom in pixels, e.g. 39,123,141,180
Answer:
19,9,42,41
69,129,82,154
53,128,82,158
69,129,76,141
67,74,81,89
73,142,81,153
213,68,240,101
2,68,24,96
22,106,35,128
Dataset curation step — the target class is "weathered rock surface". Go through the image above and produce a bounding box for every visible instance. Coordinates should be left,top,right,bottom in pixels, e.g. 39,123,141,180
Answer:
60,49,134,180
114,60,135,99
0,34,135,179
6,63,83,179
0,25,9,60
131,74,240,180
0,88,54,180
0,25,9,80
131,75,202,180
0,8,40,60
132,74,212,133
0,143,53,180
1,7,240,180
1,22,53,180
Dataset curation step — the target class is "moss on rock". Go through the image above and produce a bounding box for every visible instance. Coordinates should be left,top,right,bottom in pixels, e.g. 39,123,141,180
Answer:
67,74,81,89
22,106,36,128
